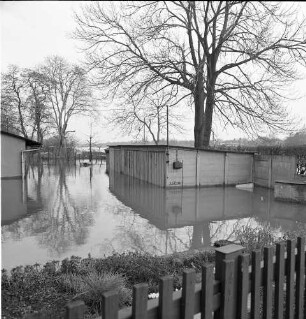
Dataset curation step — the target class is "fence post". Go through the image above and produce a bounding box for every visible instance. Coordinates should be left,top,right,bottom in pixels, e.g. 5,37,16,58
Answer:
102,290,119,319
132,283,148,319
159,275,173,319
214,244,244,319
65,300,85,319
181,269,196,319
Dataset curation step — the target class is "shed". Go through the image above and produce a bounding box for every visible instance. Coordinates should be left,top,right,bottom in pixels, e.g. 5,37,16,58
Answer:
1,130,41,179
108,145,254,188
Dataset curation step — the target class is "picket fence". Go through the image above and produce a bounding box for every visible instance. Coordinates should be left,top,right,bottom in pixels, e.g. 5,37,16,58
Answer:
28,238,305,319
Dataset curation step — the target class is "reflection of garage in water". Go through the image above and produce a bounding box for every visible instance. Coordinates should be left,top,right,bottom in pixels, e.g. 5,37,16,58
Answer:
109,171,306,231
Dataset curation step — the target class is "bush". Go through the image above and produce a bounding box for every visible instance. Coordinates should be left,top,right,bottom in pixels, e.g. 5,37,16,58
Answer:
2,250,215,318
60,270,132,314
1,264,69,318
235,225,277,252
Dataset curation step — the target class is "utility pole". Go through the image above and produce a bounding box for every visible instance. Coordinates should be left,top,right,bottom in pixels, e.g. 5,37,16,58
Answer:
143,118,146,144
166,105,169,147
89,123,93,163
89,135,92,163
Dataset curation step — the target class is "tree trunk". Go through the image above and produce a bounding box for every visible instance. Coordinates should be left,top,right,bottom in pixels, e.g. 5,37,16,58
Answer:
201,54,217,147
17,99,27,138
193,76,206,148
203,87,214,147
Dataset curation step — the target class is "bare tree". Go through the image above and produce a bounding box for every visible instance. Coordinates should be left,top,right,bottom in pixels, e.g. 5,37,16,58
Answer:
1,65,29,137
40,56,95,155
75,1,306,147
109,86,185,144
23,69,51,143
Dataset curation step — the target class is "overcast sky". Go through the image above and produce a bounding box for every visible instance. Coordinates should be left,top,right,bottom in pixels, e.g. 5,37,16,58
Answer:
1,1,306,144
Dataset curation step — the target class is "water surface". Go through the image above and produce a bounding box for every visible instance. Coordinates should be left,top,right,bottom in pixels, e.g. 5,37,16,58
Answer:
2,162,306,270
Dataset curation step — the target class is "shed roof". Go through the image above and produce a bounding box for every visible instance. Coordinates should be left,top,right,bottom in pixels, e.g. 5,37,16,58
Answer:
1,130,41,148
107,144,255,154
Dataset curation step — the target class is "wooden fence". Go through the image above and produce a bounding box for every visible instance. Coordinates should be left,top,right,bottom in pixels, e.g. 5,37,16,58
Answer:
27,238,305,319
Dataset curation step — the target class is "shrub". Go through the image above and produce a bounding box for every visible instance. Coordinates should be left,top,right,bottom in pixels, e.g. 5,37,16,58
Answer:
235,225,277,252
2,249,215,317
60,270,132,314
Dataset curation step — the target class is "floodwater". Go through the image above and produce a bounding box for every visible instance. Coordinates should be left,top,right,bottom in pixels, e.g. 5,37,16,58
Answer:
1,162,306,270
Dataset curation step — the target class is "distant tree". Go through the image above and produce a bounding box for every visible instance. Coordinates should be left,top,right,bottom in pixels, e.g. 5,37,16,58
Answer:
109,86,185,144
75,1,306,147
40,56,95,155
1,66,51,143
284,128,306,146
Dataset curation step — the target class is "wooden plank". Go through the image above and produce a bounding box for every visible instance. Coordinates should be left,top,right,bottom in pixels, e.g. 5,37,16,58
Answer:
159,275,173,319
237,254,250,319
263,246,273,319
132,283,148,319
251,250,261,319
65,300,85,319
274,242,285,319
286,239,296,319
296,237,305,319
220,259,234,319
181,269,196,319
201,264,214,319
102,290,119,319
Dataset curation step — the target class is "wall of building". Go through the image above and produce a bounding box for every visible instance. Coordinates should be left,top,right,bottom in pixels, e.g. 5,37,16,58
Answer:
254,155,296,188
109,146,254,188
109,146,166,186
166,148,253,187
274,181,306,203
1,134,25,178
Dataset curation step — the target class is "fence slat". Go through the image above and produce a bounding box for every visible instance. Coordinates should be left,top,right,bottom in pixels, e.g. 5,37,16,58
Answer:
102,291,119,319
181,269,196,319
237,254,250,319
65,300,85,319
132,283,148,319
274,242,285,319
201,264,214,319
251,250,261,319
296,237,305,319
286,239,296,319
220,259,234,319
159,276,173,319
263,246,273,319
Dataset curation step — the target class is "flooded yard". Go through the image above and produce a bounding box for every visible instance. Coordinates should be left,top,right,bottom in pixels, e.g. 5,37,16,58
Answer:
2,162,306,270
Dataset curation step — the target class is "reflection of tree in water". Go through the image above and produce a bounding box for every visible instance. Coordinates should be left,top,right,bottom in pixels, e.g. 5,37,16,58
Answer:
35,161,94,255
97,205,193,255
1,222,24,242
210,218,256,243
2,162,95,257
